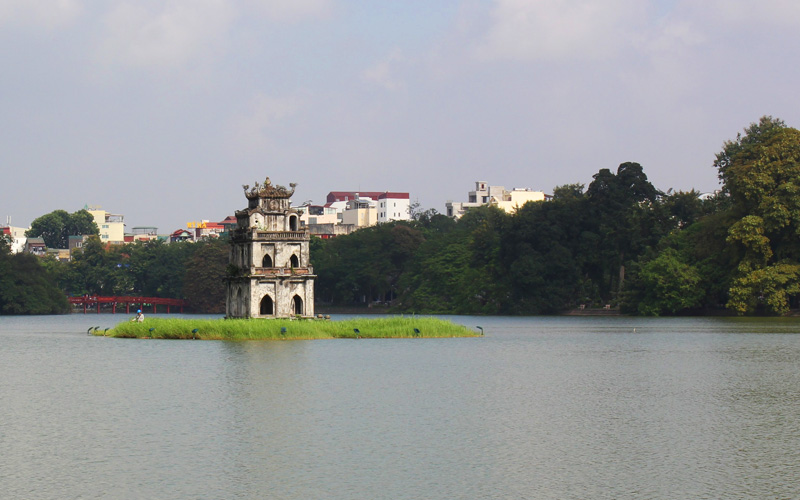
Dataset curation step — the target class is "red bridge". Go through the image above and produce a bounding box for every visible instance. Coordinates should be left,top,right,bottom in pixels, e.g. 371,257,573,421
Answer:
68,295,187,314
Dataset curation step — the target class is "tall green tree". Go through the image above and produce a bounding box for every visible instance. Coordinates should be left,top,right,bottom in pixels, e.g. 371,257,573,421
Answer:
501,198,583,313
26,209,98,249
585,162,663,301
720,121,800,314
715,116,786,190
552,183,585,201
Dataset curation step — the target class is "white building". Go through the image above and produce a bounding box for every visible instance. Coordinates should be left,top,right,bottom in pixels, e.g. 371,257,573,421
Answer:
319,191,411,230
377,192,410,223
341,196,378,227
1,224,28,253
446,181,546,218
297,204,339,226
87,206,125,243
493,188,547,213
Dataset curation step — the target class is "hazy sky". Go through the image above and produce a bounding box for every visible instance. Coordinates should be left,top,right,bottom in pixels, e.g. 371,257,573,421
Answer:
3,0,799,232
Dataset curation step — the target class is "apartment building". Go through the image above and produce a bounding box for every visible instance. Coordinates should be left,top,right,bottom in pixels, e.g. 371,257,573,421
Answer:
87,206,125,243
1,224,28,253
446,181,547,218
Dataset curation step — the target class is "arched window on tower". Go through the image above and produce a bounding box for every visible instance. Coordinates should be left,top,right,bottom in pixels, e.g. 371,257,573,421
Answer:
260,295,273,316
289,254,299,268
293,295,303,315
289,215,298,231
262,254,273,267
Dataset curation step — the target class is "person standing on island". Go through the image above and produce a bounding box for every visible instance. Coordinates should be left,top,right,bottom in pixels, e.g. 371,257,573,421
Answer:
135,309,144,322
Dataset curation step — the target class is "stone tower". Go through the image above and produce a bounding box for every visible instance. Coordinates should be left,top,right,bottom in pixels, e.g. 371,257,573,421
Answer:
226,177,315,318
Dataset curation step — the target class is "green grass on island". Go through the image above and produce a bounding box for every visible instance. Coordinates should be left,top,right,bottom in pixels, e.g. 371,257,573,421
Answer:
103,316,480,340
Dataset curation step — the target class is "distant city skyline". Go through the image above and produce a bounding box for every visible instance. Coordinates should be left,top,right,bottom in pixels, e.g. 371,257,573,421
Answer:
3,1,799,232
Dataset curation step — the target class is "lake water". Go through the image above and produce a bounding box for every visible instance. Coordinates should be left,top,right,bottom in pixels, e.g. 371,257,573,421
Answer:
2,314,800,499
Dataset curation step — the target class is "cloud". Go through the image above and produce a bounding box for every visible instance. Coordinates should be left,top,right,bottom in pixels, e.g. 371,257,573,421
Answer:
362,50,407,91
476,0,648,61
242,0,332,22
704,0,800,28
0,0,81,29
97,0,235,69
227,93,305,153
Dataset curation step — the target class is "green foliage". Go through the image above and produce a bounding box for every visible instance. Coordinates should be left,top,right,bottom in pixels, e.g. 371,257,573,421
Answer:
727,263,800,315
0,234,10,255
311,159,727,316
501,199,583,313
314,222,424,305
625,248,704,316
26,209,98,249
65,236,114,295
663,190,705,229
584,162,666,299
552,183,585,200
715,115,786,187
399,206,508,314
399,234,484,313
0,251,70,314
183,239,229,313
58,237,212,300
720,120,800,314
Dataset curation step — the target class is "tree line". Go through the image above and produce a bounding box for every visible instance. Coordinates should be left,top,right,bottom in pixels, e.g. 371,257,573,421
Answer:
314,116,800,315
0,234,229,315
3,116,798,315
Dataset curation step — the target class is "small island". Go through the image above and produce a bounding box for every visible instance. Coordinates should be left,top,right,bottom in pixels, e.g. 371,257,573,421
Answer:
103,316,479,340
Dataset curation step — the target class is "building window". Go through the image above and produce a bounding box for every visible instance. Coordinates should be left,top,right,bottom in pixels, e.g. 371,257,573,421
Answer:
260,295,273,315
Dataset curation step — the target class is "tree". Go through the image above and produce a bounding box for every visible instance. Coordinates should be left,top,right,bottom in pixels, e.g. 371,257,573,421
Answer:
26,209,98,249
0,233,10,256
715,115,786,189
312,222,425,306
396,206,510,314
183,239,229,313
501,198,583,313
721,125,800,314
585,162,663,300
624,248,704,316
663,190,705,229
66,236,115,295
552,183,585,201
0,251,70,314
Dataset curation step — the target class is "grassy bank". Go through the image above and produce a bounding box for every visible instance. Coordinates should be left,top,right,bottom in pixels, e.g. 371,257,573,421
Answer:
103,316,479,340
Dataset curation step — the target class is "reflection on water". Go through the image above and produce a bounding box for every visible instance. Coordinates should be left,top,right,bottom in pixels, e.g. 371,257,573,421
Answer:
2,314,800,499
